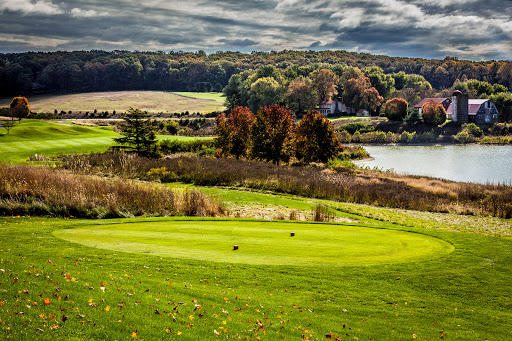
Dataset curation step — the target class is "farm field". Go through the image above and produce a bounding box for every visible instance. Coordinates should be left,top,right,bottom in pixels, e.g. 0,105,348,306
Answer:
0,120,211,164
0,91,226,114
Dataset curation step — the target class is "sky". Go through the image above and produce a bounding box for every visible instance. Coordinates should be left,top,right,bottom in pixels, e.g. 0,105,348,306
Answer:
0,0,511,61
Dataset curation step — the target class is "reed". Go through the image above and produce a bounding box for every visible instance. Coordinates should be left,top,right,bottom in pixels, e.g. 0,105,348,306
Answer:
0,164,225,218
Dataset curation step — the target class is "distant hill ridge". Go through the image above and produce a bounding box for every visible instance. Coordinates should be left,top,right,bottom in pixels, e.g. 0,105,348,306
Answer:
1,50,510,96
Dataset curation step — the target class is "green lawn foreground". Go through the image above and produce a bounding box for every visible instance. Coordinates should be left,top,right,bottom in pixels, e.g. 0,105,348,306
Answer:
0,216,511,340
0,120,209,164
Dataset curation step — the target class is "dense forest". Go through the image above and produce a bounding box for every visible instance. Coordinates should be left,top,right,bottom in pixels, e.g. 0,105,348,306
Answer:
1,50,511,96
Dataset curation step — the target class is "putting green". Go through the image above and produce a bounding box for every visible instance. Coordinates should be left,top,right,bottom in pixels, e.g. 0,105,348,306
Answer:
54,219,454,266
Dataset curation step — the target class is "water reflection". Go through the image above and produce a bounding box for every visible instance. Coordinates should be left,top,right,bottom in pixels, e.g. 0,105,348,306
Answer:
356,145,512,185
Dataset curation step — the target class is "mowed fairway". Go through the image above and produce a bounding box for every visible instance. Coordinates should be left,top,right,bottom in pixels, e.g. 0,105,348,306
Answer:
0,120,119,163
54,219,454,266
0,91,225,114
0,120,209,163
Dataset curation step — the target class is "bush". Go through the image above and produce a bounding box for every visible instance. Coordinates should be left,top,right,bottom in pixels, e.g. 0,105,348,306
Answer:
454,131,475,143
404,109,421,124
384,98,408,121
422,101,446,126
399,131,416,143
340,122,375,134
159,139,215,154
464,123,483,137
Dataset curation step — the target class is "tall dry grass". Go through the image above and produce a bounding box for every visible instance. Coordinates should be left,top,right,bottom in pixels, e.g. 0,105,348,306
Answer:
61,152,512,219
0,164,224,218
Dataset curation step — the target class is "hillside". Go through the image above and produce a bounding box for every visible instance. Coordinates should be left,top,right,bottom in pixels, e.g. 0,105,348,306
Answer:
0,91,225,114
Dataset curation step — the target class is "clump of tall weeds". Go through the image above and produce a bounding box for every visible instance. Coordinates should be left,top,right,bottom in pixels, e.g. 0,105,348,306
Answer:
60,152,512,219
0,164,224,218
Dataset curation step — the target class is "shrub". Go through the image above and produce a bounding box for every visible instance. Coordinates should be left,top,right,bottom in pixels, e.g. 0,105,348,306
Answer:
422,101,446,126
384,98,408,121
340,122,375,134
159,139,215,154
454,131,475,143
464,123,483,137
399,131,416,143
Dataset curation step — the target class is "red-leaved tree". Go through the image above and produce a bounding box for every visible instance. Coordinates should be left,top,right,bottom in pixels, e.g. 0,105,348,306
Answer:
384,97,408,121
295,110,341,164
249,105,295,164
422,100,446,126
215,106,254,159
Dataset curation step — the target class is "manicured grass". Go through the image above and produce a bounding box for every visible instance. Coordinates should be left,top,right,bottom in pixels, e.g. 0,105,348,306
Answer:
1,216,511,340
0,91,225,114
0,120,209,163
54,219,453,266
0,120,119,164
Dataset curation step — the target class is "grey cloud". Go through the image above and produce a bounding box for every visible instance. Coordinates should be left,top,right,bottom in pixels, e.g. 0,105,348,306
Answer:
0,0,510,60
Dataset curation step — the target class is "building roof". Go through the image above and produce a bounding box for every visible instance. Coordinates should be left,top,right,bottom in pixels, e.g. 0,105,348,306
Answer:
446,99,489,115
319,100,335,105
356,109,368,114
414,98,449,108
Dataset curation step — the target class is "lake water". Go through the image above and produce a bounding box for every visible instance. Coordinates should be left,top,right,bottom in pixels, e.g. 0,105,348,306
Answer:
356,145,512,185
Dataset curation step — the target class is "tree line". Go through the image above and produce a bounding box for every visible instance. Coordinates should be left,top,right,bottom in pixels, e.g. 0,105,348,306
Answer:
1,50,511,97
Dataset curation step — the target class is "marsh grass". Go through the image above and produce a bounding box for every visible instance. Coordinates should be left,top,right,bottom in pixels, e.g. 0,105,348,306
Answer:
0,164,224,218
62,152,512,218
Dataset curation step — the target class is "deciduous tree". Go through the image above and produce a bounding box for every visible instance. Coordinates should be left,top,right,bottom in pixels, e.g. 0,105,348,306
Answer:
250,105,295,164
360,87,384,116
422,101,446,126
309,69,339,102
294,110,341,164
247,77,283,113
114,108,160,158
9,97,30,122
285,77,318,115
384,97,408,121
215,106,254,159
1,120,16,134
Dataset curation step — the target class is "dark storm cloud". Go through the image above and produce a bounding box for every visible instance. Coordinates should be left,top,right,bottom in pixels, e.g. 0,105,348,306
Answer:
0,0,510,60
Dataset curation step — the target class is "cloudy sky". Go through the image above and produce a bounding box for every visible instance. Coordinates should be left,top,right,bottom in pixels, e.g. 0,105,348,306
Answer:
0,0,511,60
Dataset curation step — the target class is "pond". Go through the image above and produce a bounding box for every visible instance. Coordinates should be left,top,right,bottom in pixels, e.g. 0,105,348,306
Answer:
356,144,512,185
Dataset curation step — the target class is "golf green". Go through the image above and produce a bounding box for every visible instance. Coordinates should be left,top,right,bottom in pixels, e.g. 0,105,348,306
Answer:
54,219,454,266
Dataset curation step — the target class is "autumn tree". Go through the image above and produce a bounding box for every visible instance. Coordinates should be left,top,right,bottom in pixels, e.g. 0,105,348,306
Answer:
294,110,341,164
384,98,408,121
309,69,339,102
247,77,283,113
421,101,446,126
285,77,318,115
215,106,254,159
360,87,384,116
342,75,371,110
9,97,30,122
249,105,295,164
114,108,160,158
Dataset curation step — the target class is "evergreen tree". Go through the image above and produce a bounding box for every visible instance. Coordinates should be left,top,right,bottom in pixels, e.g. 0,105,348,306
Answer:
114,108,160,158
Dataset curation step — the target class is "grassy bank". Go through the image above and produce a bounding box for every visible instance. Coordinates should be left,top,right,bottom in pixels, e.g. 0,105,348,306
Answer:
62,153,512,218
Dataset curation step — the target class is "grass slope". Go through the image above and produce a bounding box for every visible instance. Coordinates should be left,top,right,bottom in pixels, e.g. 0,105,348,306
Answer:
0,91,225,114
0,120,207,164
0,216,511,340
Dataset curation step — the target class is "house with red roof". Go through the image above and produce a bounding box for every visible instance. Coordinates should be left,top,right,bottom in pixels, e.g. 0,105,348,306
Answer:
414,91,499,124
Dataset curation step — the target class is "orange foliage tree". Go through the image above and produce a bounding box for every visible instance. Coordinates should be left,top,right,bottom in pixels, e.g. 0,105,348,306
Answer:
384,97,408,121
249,105,295,164
294,110,341,164
309,69,339,102
9,97,30,122
215,106,254,159
422,100,446,126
